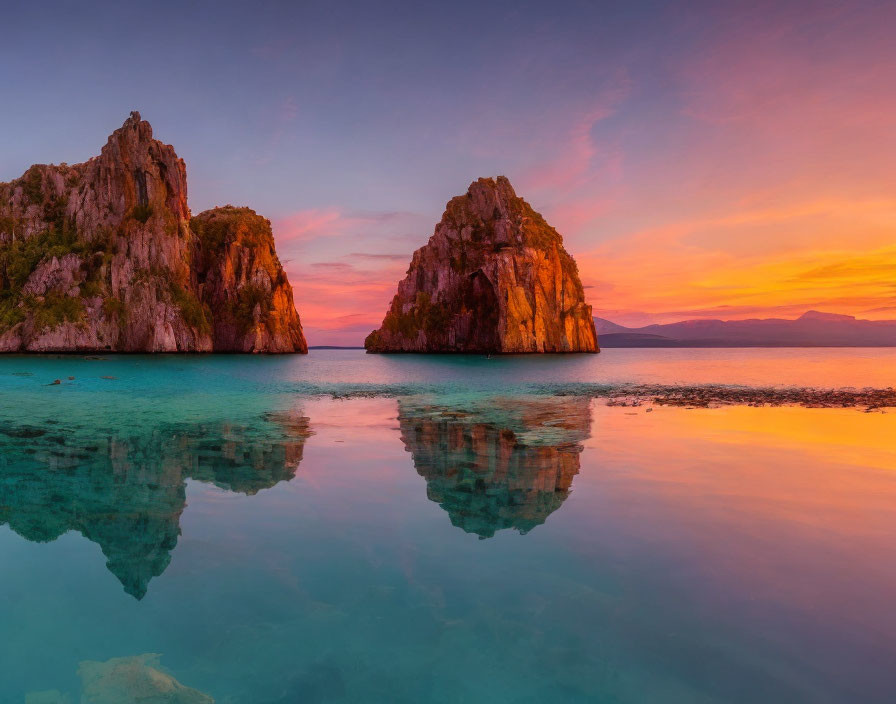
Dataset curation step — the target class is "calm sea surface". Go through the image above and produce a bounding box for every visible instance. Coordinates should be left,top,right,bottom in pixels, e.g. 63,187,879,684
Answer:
1,349,895,703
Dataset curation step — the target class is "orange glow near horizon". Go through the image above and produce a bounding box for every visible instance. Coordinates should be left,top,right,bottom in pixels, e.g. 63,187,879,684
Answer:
272,3,896,343
570,203,896,326
283,115,896,339
285,194,896,341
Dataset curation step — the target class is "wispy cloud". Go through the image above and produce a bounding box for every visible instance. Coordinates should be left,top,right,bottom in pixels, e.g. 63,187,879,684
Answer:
275,208,345,241
273,209,427,245
348,252,408,261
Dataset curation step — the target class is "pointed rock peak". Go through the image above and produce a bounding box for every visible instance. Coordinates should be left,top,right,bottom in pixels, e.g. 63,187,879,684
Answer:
441,175,564,252
366,178,598,354
495,173,515,191
107,110,154,147
467,175,518,199
453,175,524,225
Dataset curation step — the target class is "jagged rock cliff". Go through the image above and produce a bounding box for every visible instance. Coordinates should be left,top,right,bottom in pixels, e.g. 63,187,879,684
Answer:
192,207,307,352
365,176,598,353
0,112,306,353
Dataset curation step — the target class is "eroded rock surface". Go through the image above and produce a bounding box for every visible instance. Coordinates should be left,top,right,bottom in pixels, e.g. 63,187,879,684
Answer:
192,207,307,352
0,112,306,352
366,176,598,353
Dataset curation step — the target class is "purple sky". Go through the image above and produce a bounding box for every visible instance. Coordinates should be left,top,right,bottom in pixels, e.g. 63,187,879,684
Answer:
3,1,895,344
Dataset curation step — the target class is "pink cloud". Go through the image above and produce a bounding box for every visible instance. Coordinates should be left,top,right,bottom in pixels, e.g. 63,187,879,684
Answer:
502,77,630,244
273,208,427,245
519,106,613,192
518,75,630,195
275,208,345,242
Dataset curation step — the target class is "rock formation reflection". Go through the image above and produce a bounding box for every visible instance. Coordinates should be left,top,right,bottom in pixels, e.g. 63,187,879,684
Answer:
398,395,592,538
0,409,311,599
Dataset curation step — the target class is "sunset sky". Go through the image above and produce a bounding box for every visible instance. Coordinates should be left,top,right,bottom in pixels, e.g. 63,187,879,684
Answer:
3,0,895,344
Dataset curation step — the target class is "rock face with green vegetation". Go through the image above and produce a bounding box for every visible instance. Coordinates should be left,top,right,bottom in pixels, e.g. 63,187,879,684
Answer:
192,206,307,352
365,176,598,353
0,112,307,353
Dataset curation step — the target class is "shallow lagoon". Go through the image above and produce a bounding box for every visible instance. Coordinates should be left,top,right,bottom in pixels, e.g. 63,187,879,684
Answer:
1,350,895,702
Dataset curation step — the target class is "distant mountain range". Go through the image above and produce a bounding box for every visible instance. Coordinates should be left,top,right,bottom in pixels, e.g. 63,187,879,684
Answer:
594,311,896,347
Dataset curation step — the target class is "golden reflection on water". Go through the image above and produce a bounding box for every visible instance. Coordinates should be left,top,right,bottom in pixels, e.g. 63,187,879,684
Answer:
584,403,896,620
590,403,896,520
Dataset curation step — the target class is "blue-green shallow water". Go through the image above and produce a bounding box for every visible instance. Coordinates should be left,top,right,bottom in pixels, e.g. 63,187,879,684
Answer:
1,350,895,702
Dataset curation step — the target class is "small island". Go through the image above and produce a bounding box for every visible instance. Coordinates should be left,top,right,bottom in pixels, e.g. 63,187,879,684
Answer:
365,176,598,354
0,112,306,353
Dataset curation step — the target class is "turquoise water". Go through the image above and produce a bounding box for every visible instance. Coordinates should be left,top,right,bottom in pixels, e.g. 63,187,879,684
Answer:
1,350,895,702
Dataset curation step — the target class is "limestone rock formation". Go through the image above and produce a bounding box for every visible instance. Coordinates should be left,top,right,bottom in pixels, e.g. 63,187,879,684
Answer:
0,112,306,353
398,395,591,538
192,207,307,352
365,176,598,353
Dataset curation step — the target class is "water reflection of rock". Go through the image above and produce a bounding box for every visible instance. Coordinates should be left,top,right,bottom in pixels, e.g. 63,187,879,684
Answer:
0,411,311,599
398,395,592,538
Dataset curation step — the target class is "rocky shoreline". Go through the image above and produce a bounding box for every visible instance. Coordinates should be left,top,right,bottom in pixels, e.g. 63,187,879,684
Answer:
596,384,896,410
274,381,896,410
